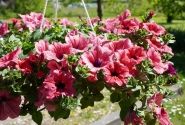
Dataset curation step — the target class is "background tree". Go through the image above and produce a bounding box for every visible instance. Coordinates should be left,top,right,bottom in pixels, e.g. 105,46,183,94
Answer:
0,0,44,19
149,0,185,23
13,0,44,14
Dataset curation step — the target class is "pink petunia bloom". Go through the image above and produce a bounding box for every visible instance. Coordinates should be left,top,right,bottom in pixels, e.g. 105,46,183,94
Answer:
35,40,49,55
44,42,71,62
161,45,173,55
39,75,57,100
103,62,130,86
116,18,140,34
0,23,9,37
147,37,173,55
166,62,176,76
104,39,133,52
36,72,75,109
147,37,163,50
37,71,45,79
87,17,100,25
39,71,75,100
60,18,74,26
52,71,75,97
124,111,143,125
0,90,21,120
0,48,22,69
47,60,68,74
147,93,163,109
116,46,147,67
147,48,168,74
102,18,120,33
11,18,25,31
20,12,51,32
89,33,108,46
81,46,112,81
125,46,147,65
143,22,166,36
147,48,161,64
17,58,32,74
118,9,131,21
147,93,172,125
81,46,112,73
154,107,172,125
49,42,71,60
65,33,89,53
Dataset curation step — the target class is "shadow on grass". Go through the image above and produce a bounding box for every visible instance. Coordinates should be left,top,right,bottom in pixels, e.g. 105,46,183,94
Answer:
167,28,185,53
171,53,185,75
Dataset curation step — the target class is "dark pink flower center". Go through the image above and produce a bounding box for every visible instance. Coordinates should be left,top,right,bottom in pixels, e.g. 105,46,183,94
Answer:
57,54,63,60
93,60,102,67
56,82,65,90
131,54,137,60
0,96,7,103
111,71,119,76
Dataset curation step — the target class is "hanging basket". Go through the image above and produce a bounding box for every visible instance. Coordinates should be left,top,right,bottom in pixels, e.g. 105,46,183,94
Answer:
0,2,177,125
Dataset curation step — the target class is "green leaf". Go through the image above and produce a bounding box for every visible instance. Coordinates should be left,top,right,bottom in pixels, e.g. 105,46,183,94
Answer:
145,113,156,125
119,97,136,121
131,85,142,92
22,41,34,54
80,97,94,109
93,93,104,101
110,92,122,103
20,104,29,116
32,29,42,41
49,107,70,121
31,111,43,125
94,81,104,91
120,108,129,121
9,34,20,42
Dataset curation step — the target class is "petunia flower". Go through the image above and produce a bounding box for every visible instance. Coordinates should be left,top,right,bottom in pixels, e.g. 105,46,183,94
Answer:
147,93,172,125
147,93,163,109
0,23,9,37
114,46,146,75
0,90,21,120
35,40,49,55
147,37,173,55
49,42,71,60
103,39,133,52
166,62,176,76
124,111,143,125
60,18,74,26
117,18,140,34
154,107,172,125
103,61,130,86
147,48,168,74
142,22,166,36
81,46,112,82
65,33,89,53
81,46,112,73
118,9,131,21
20,12,51,32
17,58,32,74
0,48,22,69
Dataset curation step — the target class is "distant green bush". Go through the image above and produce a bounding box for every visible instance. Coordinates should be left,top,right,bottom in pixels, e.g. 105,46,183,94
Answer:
168,28,185,53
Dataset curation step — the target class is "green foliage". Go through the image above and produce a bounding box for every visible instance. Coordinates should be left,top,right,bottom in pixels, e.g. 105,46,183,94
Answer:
127,0,153,16
14,0,44,14
0,0,45,19
150,0,185,23
110,91,122,103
